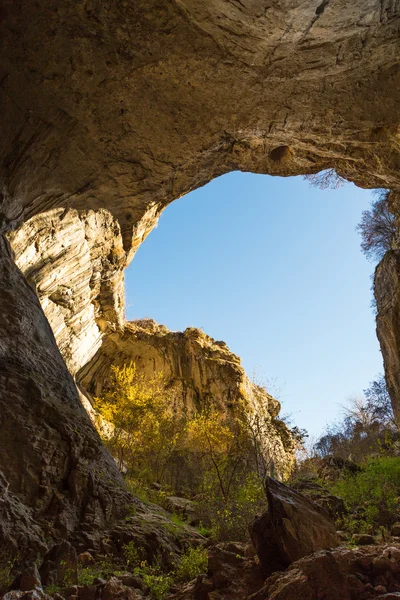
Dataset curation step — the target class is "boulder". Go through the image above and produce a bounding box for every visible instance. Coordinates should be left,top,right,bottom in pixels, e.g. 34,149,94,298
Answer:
391,523,400,537
78,553,95,567
101,577,143,600
249,477,340,576
13,565,42,592
3,592,52,600
164,496,196,523
290,477,346,520
250,545,400,600
39,542,78,587
168,542,263,600
352,534,376,546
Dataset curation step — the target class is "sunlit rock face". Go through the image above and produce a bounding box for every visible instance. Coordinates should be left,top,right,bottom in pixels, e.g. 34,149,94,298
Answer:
9,208,126,374
375,193,400,425
1,0,400,555
0,236,128,558
78,319,295,479
8,207,295,480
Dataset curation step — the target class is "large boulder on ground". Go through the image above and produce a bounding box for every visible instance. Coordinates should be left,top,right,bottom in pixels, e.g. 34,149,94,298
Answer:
249,477,340,576
168,542,263,600
318,456,362,483
39,542,78,587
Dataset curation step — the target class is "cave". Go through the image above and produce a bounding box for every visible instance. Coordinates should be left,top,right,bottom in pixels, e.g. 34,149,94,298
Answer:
1,0,400,597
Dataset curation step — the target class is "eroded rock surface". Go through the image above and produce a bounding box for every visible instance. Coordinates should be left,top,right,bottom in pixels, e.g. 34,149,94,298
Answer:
78,319,294,477
0,236,129,559
0,0,400,585
251,545,400,600
8,208,127,375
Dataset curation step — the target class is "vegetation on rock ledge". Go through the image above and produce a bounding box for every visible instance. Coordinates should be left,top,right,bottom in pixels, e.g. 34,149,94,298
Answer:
94,363,296,543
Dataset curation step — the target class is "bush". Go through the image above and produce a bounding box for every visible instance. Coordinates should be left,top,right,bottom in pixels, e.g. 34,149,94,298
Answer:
330,456,400,532
135,563,173,600
174,547,208,582
127,546,208,599
95,363,287,543
123,541,142,568
0,556,16,594
312,376,398,464
194,473,265,542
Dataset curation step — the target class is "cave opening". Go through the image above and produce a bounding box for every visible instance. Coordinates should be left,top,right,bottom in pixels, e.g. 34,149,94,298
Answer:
125,172,383,437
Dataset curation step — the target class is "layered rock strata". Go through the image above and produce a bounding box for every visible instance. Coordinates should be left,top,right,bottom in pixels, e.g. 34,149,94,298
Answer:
78,319,295,478
0,236,129,558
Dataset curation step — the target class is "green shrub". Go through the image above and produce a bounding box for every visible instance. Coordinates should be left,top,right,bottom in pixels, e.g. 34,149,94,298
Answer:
140,571,173,600
44,583,61,596
123,541,143,568
174,547,208,582
134,559,173,600
0,557,16,594
330,456,400,532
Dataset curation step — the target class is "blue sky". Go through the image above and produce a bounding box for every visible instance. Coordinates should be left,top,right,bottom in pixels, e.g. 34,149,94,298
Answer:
125,172,383,437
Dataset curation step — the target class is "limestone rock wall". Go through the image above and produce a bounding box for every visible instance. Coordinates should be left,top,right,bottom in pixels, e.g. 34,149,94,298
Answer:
0,236,129,558
375,193,400,424
8,206,160,374
1,0,400,557
78,320,295,478
8,202,295,478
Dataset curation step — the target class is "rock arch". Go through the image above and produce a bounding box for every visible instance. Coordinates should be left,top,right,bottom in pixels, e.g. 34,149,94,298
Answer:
1,0,400,554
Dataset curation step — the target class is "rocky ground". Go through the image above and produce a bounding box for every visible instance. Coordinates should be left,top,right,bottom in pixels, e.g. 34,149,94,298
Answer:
5,477,400,600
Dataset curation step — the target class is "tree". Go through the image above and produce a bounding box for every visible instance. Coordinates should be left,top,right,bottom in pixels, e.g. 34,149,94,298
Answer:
356,190,396,262
95,363,181,478
364,374,396,427
304,169,346,190
313,375,398,464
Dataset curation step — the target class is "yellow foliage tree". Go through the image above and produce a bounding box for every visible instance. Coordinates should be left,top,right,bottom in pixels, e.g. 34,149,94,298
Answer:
95,363,181,480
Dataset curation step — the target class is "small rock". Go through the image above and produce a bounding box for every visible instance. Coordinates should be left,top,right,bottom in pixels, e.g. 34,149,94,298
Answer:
102,577,142,600
165,496,196,523
16,565,42,591
352,534,375,546
77,584,97,600
39,542,78,587
391,523,400,537
3,593,51,600
60,585,79,598
78,553,95,567
193,575,214,600
375,585,388,594
116,575,144,590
